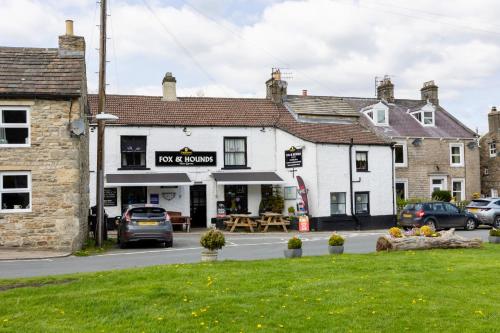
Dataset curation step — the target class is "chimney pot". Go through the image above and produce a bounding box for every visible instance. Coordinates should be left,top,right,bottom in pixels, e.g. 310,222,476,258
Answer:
491,106,497,112
162,72,177,101
265,69,287,104
65,20,74,36
302,89,308,97
377,76,394,103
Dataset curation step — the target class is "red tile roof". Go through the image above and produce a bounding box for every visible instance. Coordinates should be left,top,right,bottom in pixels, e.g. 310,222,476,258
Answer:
89,94,388,145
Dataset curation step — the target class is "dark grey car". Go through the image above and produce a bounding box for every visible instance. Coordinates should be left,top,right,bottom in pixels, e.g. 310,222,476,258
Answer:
117,205,173,248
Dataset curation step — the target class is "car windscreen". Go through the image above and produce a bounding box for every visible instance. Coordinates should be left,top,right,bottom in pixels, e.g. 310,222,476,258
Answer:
469,200,490,207
130,207,166,219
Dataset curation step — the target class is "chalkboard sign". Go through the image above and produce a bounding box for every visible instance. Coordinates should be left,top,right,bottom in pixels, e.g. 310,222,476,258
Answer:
104,188,117,207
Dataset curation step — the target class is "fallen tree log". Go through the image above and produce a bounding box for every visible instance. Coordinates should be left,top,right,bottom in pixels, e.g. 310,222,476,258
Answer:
376,229,483,252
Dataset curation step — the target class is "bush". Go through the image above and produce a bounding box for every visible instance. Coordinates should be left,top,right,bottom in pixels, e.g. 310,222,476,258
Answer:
288,206,295,214
420,225,433,237
200,229,226,251
432,190,452,202
288,236,302,249
328,233,344,246
490,228,500,237
389,227,403,238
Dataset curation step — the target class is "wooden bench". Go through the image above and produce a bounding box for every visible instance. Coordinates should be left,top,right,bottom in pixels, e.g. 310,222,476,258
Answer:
167,211,191,232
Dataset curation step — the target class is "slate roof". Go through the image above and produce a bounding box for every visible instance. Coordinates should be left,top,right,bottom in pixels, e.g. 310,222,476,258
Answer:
0,47,85,98
285,95,359,118
88,94,388,145
342,97,477,139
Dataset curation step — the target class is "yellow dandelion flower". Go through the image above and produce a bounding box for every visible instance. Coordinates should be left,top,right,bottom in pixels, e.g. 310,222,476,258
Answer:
279,324,284,328
257,324,262,328
412,300,416,304
157,317,163,321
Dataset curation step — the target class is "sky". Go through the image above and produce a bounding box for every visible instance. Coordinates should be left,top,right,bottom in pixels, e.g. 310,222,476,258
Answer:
0,0,499,133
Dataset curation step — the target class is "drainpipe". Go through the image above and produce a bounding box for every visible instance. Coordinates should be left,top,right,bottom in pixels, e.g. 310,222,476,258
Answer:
349,138,360,230
390,142,396,224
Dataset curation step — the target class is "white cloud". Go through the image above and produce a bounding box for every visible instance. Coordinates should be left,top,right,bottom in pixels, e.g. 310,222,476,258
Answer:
1,0,500,132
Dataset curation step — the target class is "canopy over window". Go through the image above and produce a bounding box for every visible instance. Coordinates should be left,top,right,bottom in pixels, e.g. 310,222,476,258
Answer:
212,172,284,185
106,173,192,186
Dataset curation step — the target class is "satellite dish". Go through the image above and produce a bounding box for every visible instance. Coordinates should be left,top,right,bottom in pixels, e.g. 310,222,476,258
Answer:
70,119,85,136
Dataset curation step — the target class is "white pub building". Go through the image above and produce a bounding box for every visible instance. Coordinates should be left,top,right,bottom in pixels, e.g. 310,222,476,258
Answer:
89,72,395,230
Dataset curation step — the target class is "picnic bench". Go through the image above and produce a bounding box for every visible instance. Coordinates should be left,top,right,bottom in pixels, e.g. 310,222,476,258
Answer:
256,212,290,232
224,214,257,232
167,211,191,232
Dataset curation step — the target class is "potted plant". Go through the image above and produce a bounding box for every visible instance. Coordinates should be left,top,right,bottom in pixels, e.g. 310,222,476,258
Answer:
489,228,500,244
287,206,295,216
284,236,302,258
328,233,345,254
200,229,226,261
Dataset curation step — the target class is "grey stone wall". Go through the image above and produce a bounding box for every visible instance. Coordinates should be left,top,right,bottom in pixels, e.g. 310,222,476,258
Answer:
396,138,480,200
0,98,89,251
480,133,500,196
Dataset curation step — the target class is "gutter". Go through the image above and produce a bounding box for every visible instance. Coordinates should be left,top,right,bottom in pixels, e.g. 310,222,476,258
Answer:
349,138,360,230
390,142,396,223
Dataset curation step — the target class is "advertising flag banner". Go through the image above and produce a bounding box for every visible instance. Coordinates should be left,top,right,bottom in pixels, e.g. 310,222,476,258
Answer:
296,175,309,214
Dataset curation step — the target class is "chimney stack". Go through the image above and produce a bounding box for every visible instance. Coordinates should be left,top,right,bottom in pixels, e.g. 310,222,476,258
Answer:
58,19,85,58
162,72,177,101
377,76,394,103
488,106,500,134
265,69,287,104
302,89,308,97
420,80,439,105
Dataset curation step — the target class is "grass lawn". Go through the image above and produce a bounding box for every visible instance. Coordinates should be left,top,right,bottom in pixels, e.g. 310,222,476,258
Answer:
0,245,499,333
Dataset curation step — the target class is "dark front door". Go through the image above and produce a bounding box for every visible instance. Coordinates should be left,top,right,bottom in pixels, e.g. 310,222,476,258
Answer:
190,185,207,228
121,186,147,213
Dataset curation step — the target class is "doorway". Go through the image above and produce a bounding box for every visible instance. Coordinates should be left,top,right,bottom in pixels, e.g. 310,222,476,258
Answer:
190,185,207,228
121,186,147,213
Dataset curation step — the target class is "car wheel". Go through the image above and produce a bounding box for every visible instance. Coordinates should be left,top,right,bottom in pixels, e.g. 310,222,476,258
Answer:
425,219,437,230
165,240,173,248
494,216,500,229
465,218,476,231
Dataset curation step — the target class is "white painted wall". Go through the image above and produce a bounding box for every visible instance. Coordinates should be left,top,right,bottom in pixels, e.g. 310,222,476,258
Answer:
89,125,395,226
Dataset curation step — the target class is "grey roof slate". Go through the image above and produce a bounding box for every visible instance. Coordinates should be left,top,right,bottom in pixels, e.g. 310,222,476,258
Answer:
285,95,359,118
0,47,85,98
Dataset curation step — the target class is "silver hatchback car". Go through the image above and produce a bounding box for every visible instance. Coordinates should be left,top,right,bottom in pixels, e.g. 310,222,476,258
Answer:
466,198,500,228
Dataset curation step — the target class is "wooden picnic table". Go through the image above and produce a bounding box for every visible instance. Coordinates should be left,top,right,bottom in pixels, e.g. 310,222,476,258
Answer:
224,214,257,232
256,212,290,232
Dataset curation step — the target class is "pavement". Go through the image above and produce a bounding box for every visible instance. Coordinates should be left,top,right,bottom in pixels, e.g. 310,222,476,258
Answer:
0,248,70,260
0,228,490,279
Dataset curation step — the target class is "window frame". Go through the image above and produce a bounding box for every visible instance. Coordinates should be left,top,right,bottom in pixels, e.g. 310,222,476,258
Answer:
330,192,347,216
362,102,389,126
0,171,32,213
395,179,408,200
0,106,31,148
223,137,248,169
449,143,464,167
355,151,369,172
354,191,370,215
489,142,497,158
451,178,465,202
410,103,435,127
120,135,147,169
394,142,407,167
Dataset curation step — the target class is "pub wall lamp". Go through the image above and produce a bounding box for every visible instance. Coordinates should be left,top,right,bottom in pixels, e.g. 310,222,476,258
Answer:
183,127,192,136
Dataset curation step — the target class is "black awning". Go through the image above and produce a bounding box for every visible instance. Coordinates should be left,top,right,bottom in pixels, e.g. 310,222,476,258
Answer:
212,172,284,185
106,173,192,186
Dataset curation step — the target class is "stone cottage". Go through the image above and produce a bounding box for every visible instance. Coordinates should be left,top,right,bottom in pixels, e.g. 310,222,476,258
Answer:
479,106,500,197
0,20,89,250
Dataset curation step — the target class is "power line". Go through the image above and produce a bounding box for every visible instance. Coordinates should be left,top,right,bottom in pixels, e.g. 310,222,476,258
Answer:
108,0,120,93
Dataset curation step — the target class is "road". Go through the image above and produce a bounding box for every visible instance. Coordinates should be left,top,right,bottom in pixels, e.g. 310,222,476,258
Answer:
0,229,490,279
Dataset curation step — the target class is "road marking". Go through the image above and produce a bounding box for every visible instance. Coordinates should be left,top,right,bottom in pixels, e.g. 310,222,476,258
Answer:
0,258,53,263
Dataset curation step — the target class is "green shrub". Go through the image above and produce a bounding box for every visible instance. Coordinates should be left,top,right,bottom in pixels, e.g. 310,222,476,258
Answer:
432,190,452,202
288,236,302,249
328,234,344,246
200,229,226,251
490,228,500,237
288,206,296,214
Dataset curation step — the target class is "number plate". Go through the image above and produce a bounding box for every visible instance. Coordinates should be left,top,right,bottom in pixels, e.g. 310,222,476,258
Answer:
402,214,412,218
138,221,158,226
468,208,478,213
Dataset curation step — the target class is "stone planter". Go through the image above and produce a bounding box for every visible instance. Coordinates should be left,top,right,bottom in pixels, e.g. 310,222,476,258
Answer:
489,236,500,244
284,248,302,258
328,245,344,254
201,249,218,262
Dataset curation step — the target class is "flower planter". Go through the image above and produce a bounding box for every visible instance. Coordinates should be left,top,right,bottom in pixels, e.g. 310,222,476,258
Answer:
284,248,302,258
489,235,500,244
328,245,344,254
201,250,218,262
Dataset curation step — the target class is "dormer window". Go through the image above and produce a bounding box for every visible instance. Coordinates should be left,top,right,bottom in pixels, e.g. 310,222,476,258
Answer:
410,102,435,127
363,102,388,126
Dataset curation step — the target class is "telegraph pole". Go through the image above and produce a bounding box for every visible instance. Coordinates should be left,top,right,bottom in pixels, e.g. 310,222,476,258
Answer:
95,0,107,247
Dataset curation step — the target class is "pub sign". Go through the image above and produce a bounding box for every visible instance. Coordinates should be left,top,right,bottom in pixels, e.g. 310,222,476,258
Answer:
156,147,217,167
104,188,117,207
285,146,303,168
